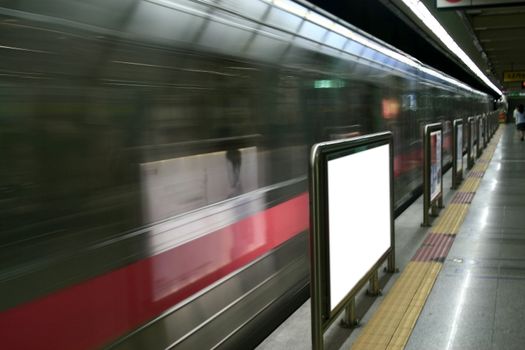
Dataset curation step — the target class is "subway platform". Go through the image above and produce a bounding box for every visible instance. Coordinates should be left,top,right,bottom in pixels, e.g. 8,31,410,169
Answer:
258,123,524,350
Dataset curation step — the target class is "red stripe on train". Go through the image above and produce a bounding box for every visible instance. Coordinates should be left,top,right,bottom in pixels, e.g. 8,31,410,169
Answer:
0,193,309,350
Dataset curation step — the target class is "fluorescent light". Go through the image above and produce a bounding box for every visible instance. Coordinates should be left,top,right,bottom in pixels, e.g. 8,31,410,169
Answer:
272,0,307,17
400,0,502,95
265,0,490,95
305,10,334,29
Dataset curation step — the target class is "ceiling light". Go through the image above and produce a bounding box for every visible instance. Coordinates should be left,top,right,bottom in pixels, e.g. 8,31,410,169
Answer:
400,0,502,95
266,0,489,96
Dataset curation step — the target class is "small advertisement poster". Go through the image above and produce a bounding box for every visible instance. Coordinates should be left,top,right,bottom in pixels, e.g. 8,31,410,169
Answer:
457,124,463,173
430,130,442,201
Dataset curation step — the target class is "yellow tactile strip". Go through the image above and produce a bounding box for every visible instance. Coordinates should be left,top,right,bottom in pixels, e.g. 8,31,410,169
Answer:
350,128,503,350
429,204,469,235
472,163,489,172
460,177,481,192
352,262,441,350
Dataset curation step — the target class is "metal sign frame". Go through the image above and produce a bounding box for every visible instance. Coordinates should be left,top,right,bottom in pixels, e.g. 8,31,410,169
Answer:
486,112,493,140
485,114,490,144
492,111,498,136
452,119,464,189
422,123,443,227
477,115,484,158
468,116,477,169
309,132,395,350
482,115,487,149
443,119,453,169
484,115,487,146
490,112,495,138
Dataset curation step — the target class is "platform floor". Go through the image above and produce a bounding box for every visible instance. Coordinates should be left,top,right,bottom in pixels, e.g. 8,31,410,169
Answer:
406,123,525,350
258,124,517,350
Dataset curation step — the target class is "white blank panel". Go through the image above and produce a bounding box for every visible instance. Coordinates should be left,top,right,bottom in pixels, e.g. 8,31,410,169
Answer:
430,131,442,201
327,144,391,311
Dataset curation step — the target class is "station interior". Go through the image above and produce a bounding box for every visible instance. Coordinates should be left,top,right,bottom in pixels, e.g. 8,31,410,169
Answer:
1,1,525,349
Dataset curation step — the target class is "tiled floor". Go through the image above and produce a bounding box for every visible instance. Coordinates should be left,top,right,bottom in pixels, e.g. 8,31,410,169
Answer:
406,124,525,350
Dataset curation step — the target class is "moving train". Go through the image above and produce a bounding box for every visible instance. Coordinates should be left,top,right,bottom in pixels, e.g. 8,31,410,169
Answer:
0,0,491,349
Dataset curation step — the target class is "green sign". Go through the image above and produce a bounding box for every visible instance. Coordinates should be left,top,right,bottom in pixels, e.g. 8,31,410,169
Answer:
314,80,346,89
505,91,525,97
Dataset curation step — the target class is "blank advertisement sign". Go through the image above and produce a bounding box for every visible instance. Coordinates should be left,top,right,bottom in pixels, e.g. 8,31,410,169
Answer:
327,144,391,311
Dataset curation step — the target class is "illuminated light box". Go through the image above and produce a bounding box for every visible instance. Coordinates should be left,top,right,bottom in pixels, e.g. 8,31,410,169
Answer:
452,119,464,190
430,130,442,202
470,117,476,160
326,143,391,311
422,123,443,227
457,123,463,174
309,131,394,321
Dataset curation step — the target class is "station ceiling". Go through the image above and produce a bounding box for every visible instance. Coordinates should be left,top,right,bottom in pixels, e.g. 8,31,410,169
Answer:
309,0,525,97
384,0,525,95
465,5,525,91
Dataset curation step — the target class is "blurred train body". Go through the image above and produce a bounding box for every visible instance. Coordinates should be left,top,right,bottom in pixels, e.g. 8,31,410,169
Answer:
0,0,491,349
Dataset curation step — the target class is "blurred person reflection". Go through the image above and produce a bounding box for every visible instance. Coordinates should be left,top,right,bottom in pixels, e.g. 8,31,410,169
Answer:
226,148,242,197
514,104,525,141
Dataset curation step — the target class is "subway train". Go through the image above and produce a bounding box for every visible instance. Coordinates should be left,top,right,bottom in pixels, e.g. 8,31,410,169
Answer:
0,0,492,349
